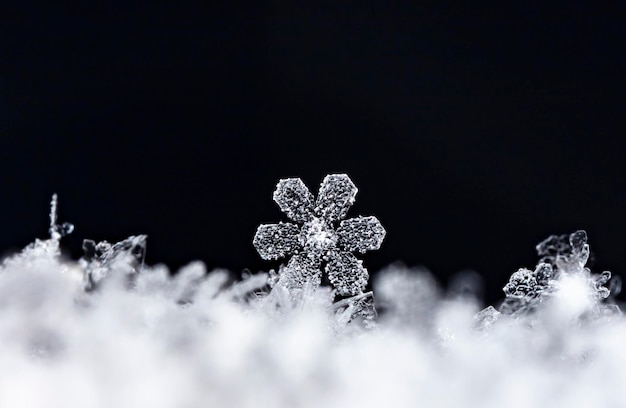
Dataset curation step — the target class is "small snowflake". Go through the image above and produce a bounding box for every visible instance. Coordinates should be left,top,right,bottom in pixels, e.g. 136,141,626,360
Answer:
499,230,615,317
253,174,386,296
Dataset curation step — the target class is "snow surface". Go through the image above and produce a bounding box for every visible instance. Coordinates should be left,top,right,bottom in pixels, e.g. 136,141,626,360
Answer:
0,194,623,407
0,232,624,408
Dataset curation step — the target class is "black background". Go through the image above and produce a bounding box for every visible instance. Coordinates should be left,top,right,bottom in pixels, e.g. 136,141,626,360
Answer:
1,2,625,304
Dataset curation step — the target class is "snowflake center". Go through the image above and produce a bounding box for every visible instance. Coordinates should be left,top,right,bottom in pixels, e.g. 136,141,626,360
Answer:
299,217,337,256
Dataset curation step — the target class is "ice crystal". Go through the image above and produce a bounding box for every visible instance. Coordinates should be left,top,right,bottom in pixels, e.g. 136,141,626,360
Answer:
497,230,615,317
48,194,74,241
331,291,378,330
536,229,590,273
80,235,147,290
502,263,553,301
253,174,386,296
474,305,501,330
2,195,75,266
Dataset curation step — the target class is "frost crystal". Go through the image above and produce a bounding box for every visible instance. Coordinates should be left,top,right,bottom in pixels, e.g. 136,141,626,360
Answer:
254,174,386,296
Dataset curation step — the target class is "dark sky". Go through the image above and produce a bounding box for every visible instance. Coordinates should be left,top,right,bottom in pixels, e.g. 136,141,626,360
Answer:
1,2,625,303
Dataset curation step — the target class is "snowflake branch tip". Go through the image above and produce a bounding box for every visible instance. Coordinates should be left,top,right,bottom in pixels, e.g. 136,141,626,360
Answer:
326,251,369,296
273,178,315,223
338,216,386,254
314,174,358,222
253,223,300,260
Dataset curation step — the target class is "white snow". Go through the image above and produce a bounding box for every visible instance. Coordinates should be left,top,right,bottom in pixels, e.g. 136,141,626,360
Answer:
0,237,623,408
0,195,622,407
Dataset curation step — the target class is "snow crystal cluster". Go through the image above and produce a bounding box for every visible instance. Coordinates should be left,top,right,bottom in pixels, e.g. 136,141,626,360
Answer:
477,229,619,327
1,177,626,408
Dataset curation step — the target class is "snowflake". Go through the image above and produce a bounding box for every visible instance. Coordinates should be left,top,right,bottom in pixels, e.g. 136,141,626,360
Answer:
253,174,386,296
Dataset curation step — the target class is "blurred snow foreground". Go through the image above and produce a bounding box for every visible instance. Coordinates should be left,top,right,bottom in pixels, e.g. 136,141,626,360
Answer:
1,182,626,408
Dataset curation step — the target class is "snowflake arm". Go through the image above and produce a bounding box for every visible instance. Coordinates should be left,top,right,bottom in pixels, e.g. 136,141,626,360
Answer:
337,216,386,254
283,253,323,290
273,178,315,223
253,223,300,260
314,174,358,222
325,251,369,296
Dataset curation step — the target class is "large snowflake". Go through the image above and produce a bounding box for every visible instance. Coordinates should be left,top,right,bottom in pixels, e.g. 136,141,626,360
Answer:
253,174,386,296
